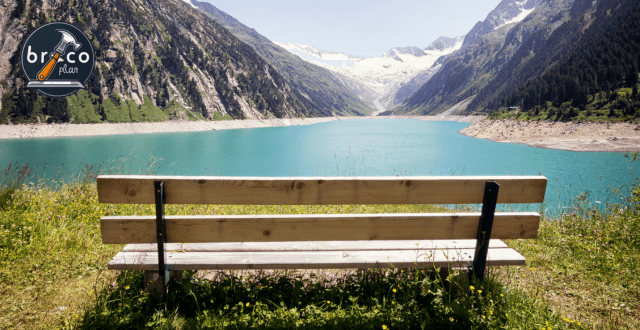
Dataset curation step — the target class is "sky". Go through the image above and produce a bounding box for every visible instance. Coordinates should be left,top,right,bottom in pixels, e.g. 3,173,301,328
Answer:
203,0,504,58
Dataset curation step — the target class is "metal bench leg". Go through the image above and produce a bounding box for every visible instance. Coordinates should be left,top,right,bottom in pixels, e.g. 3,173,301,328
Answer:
470,181,500,281
154,181,169,302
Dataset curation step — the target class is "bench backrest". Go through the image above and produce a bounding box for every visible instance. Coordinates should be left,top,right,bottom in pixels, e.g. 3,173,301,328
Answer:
97,175,546,244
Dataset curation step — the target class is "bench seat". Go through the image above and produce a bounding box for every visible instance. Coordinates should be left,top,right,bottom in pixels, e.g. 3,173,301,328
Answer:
108,239,525,271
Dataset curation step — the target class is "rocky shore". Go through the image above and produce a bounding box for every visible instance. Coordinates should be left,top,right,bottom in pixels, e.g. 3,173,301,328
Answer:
460,119,640,152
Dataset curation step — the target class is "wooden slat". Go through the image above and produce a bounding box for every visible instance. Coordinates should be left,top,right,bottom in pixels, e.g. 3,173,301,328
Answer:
107,248,526,270
121,239,510,252
97,175,547,205
101,212,540,244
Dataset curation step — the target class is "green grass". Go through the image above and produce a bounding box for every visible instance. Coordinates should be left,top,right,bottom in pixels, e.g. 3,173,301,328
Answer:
0,163,638,329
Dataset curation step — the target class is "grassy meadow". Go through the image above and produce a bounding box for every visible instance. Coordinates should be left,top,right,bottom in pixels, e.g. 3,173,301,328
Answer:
0,162,638,329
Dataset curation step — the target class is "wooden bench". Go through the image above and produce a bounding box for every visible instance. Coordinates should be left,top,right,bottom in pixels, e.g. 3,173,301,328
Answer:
97,175,546,300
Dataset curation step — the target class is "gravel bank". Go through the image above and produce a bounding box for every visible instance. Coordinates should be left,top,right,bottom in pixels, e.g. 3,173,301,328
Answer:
460,119,640,152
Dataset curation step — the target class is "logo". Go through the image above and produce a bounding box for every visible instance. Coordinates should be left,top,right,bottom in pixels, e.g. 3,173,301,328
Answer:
21,22,95,97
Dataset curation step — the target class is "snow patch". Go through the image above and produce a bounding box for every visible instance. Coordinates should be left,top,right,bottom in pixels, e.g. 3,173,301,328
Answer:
496,2,535,29
182,0,196,9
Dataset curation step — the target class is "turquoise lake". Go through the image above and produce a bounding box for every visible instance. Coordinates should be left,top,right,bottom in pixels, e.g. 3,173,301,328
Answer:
1,119,638,214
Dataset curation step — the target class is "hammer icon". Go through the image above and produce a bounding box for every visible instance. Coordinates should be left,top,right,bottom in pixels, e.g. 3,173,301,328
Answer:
37,29,82,81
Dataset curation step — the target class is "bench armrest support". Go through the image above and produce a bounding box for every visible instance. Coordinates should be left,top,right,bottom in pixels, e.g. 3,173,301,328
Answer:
471,181,500,281
154,181,169,302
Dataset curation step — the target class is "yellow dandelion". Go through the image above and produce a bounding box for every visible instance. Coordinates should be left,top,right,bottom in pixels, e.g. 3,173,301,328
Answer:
500,294,504,297
327,301,331,304
482,315,486,319
392,301,395,304
382,325,388,330
563,318,570,322
522,274,527,277
490,310,493,315
477,290,482,294
505,313,509,318
470,285,475,290
449,317,454,322
246,302,250,307
393,289,397,293
125,285,130,290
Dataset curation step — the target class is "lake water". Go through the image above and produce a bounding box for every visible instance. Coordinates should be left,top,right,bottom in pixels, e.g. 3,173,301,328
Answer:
1,119,638,214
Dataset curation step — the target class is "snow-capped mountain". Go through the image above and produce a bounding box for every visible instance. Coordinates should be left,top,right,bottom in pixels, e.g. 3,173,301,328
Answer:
425,36,465,52
462,0,542,48
276,36,464,112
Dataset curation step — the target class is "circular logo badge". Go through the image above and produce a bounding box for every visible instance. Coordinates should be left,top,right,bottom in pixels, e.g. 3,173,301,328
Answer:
21,22,95,97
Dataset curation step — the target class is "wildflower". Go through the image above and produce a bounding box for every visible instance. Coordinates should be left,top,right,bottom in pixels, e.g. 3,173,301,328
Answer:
246,302,250,307
470,285,475,291
125,285,130,290
490,310,493,315
500,294,504,297
522,274,526,277
482,315,486,319
449,317,454,322
382,325,388,330
75,315,78,318
477,290,482,294
327,301,331,304
393,289,397,293
563,318,570,322
505,313,509,318
392,301,396,304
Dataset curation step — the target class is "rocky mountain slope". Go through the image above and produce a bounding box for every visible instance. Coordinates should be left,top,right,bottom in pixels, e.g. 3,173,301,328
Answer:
395,0,571,115
475,0,640,119
0,0,327,124
190,0,372,116
461,0,543,49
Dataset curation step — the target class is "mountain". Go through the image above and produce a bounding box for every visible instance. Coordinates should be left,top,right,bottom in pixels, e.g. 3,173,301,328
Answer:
0,0,325,124
488,0,640,121
380,36,466,108
396,0,640,118
395,0,572,115
461,0,544,49
277,36,464,112
190,0,372,116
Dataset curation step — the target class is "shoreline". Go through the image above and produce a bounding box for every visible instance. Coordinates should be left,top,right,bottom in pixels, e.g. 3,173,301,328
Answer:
0,115,483,140
4,116,637,153
460,119,640,152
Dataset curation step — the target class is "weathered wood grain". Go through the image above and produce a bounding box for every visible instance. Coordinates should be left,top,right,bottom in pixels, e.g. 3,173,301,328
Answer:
107,247,526,270
121,239,510,252
101,212,540,244
97,175,547,205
